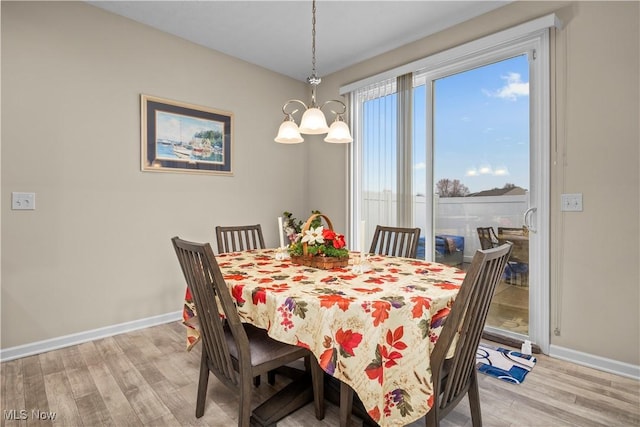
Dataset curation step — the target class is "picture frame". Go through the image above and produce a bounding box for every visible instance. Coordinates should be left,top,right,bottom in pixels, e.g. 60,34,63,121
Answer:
141,94,233,175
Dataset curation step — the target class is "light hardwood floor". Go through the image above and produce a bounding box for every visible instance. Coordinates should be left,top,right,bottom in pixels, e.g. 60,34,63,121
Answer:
1,321,638,427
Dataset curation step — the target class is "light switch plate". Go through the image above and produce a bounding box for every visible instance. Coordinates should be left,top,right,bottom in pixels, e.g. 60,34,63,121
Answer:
12,192,36,210
561,193,582,212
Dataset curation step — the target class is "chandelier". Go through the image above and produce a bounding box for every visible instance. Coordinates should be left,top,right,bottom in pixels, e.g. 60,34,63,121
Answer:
274,0,353,144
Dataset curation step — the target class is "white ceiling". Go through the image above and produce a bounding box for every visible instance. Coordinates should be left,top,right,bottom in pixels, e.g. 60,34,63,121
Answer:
89,1,510,82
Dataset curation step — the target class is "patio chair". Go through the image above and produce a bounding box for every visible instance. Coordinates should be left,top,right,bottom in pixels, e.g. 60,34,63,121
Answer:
477,226,521,283
476,227,499,250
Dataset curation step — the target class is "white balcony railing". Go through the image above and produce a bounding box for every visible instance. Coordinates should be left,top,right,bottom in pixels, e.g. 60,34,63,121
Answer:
363,191,529,261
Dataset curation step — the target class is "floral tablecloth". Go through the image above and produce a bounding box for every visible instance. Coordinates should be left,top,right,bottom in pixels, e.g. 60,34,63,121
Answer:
182,249,464,427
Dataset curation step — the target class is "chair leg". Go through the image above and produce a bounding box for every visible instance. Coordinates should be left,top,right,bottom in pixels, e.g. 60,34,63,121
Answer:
425,407,437,427
196,351,210,418
505,263,516,283
309,356,325,420
339,382,354,427
239,375,252,427
253,375,261,387
468,370,482,427
267,369,276,385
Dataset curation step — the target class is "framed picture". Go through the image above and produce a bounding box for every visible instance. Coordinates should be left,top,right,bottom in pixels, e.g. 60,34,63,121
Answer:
141,94,233,175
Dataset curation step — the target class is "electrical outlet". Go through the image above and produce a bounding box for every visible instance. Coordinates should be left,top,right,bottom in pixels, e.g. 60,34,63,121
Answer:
12,192,36,210
561,193,582,212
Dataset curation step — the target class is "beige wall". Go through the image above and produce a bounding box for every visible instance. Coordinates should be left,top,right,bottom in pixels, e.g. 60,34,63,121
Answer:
317,1,640,366
2,1,639,369
1,1,309,347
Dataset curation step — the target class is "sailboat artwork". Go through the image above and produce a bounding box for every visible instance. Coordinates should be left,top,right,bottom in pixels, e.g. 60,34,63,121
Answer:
141,94,233,175
155,111,224,165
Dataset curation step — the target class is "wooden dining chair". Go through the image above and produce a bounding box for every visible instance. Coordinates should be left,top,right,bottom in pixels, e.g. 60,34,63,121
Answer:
368,225,421,258
426,242,512,427
337,243,512,427
215,224,265,253
215,224,271,386
171,237,324,426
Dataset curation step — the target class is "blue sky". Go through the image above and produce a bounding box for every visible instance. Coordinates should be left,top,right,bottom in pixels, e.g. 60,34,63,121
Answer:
364,54,530,195
431,54,530,194
156,111,223,144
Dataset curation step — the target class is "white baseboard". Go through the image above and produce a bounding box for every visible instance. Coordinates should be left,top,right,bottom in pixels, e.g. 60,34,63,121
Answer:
0,311,182,362
3,313,638,382
549,344,640,380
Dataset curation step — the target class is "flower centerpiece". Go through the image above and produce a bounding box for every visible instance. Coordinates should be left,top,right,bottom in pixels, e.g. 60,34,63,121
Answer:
285,212,349,269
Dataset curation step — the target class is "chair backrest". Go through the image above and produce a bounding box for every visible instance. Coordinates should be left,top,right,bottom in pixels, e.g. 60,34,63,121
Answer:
429,243,512,422
172,236,250,389
369,225,421,258
476,227,499,250
215,224,265,253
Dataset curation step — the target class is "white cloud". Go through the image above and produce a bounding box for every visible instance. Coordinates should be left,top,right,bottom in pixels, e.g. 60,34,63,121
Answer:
414,162,426,170
493,166,510,176
484,72,529,101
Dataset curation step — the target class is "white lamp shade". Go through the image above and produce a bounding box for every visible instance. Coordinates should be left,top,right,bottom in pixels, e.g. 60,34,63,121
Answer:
324,120,353,143
275,120,304,144
299,107,329,134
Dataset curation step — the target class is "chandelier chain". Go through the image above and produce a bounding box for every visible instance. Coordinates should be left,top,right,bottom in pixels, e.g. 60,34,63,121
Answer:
311,0,316,78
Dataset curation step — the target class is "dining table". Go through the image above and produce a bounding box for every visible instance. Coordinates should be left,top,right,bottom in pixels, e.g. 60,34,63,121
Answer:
182,249,465,427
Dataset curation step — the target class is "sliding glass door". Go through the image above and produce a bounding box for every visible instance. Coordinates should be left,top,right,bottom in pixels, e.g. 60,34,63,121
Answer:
349,25,551,352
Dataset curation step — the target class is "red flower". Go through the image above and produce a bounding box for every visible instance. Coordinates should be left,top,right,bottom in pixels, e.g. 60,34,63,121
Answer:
322,229,337,240
333,234,346,248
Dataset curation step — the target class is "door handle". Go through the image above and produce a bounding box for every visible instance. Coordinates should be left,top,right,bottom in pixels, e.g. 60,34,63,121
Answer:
524,207,537,233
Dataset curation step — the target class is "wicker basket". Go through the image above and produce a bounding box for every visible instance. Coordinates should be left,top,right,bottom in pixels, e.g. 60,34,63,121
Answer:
290,213,349,270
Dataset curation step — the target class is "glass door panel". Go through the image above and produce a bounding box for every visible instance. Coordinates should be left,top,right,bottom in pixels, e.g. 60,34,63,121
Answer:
431,56,530,336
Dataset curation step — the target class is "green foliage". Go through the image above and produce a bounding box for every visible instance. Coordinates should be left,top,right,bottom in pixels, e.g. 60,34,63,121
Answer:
283,210,322,234
195,129,223,144
288,240,349,258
